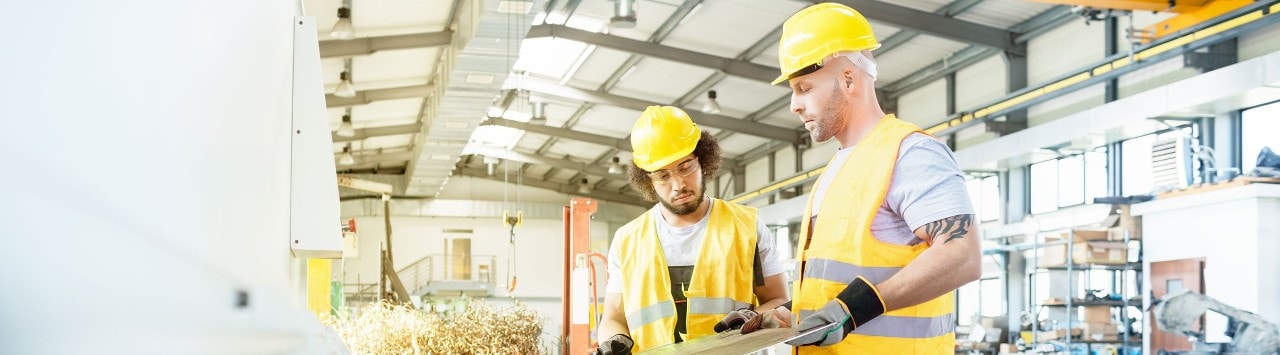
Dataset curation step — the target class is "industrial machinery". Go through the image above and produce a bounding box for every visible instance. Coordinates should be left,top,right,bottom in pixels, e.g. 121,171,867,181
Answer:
1026,0,1256,43
1154,290,1279,354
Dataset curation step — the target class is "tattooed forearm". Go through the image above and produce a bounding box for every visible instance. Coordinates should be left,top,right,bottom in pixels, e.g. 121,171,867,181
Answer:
922,214,973,244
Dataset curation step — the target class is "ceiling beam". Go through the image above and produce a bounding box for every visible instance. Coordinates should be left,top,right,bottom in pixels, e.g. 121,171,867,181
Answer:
319,31,453,58
335,151,414,166
522,78,803,144
874,0,988,55
326,85,433,108
812,0,1016,52
468,146,626,180
455,167,648,207
526,24,779,83
882,6,1074,99
332,123,420,143
482,117,631,151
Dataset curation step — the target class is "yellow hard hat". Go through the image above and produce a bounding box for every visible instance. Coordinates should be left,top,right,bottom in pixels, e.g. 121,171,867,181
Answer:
630,106,701,172
772,3,880,85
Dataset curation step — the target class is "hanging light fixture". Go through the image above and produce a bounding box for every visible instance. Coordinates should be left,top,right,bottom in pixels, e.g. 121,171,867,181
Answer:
578,178,592,194
611,0,637,28
702,90,722,114
337,114,355,137
608,157,624,174
529,101,547,125
330,7,355,40
484,156,500,176
339,145,356,166
334,71,356,98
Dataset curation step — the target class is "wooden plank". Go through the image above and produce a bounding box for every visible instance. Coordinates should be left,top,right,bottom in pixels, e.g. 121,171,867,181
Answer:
640,323,837,355
1156,176,1280,200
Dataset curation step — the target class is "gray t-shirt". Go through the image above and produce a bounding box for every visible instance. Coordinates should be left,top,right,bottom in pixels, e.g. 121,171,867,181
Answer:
605,199,783,293
811,133,973,246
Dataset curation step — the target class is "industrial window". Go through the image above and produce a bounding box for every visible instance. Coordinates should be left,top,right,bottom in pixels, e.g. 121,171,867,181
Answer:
965,175,1000,222
1029,147,1108,214
1241,100,1280,173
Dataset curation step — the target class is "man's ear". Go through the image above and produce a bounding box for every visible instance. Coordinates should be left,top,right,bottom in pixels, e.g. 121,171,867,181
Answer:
842,67,856,90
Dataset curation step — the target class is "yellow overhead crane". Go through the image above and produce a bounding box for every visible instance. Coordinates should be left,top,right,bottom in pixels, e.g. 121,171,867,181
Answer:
1026,0,1253,41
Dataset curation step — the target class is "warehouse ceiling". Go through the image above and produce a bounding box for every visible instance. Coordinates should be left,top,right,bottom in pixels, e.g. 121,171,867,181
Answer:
311,0,1078,206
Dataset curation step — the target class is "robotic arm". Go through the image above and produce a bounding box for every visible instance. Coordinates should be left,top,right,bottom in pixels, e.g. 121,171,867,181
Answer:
1154,290,1279,354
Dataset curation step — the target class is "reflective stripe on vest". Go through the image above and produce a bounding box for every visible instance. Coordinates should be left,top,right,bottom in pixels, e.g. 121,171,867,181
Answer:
686,297,753,315
802,258,901,285
796,310,956,338
626,300,676,331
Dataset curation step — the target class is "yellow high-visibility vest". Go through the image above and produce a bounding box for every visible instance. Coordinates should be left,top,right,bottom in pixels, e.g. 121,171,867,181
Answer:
616,199,758,352
793,115,955,354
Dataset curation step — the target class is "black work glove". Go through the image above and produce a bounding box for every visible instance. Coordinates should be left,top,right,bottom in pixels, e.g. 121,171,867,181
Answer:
785,276,886,347
714,308,759,333
591,334,633,355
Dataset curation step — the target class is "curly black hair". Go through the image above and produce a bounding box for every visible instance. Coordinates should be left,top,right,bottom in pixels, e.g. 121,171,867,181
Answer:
626,134,721,202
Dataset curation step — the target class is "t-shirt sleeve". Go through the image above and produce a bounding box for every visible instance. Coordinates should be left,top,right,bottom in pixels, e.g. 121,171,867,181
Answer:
889,134,975,232
605,233,625,294
755,219,786,278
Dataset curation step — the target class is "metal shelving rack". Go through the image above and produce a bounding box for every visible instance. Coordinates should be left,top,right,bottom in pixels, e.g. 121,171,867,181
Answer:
1022,227,1142,354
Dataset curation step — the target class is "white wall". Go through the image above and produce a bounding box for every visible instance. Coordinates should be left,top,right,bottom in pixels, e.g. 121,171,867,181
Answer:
346,215,612,298
1028,20,1104,86
745,156,771,192
435,175,587,204
1,1,327,354
1240,20,1280,61
774,145,798,179
956,55,1009,112
802,138,840,170
897,79,948,127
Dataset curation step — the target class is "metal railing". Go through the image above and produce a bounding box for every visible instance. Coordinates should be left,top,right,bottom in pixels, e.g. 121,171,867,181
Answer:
398,254,497,295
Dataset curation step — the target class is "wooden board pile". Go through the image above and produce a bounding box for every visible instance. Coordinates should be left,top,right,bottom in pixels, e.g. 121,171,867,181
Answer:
325,300,544,354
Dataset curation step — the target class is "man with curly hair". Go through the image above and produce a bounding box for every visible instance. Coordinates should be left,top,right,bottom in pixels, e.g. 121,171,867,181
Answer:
592,106,790,354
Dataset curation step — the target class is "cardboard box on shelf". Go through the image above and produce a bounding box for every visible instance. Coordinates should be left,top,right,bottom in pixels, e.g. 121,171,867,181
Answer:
1038,240,1128,266
1080,321,1120,341
998,343,1016,355
1082,305,1112,323
1070,228,1111,241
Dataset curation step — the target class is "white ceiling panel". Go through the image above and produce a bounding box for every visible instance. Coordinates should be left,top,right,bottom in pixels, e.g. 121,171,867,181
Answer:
551,169,580,183
351,97,424,122
750,40,781,67
525,164,554,177
515,37,592,80
572,105,641,138
345,134,415,151
514,132,551,150
609,57,718,103
353,47,439,88
661,0,806,58
542,101,583,128
894,0,952,13
699,76,790,117
567,46,634,89
874,34,969,84
955,0,1056,29
760,109,800,128
718,134,769,157
548,139,610,161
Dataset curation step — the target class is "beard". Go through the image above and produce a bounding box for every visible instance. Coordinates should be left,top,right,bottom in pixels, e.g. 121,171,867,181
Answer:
659,183,706,215
803,80,848,143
